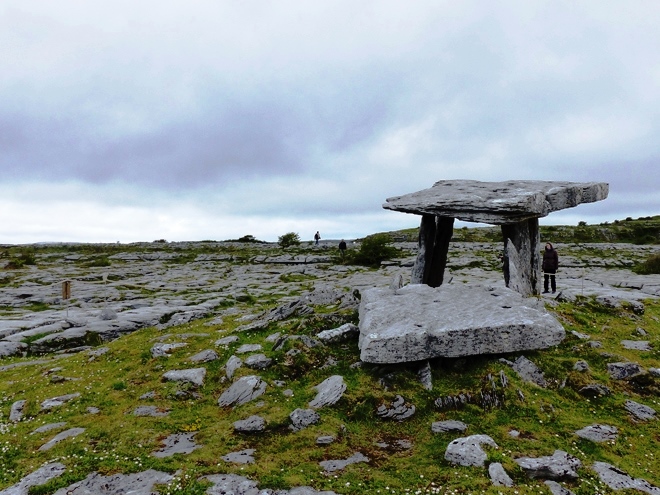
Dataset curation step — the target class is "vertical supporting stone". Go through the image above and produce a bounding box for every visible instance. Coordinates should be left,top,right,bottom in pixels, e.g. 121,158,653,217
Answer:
427,216,454,288
501,219,540,296
411,215,436,284
411,215,454,287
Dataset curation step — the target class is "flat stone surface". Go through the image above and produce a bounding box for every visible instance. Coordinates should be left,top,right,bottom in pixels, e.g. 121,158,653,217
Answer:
607,362,646,380
189,349,218,363
152,432,200,457
222,449,256,464
244,353,273,370
319,452,369,472
575,424,618,443
31,422,67,434
545,480,576,495
225,355,242,379
621,340,652,351
514,450,581,480
359,284,565,363
39,427,85,451
133,405,169,417
624,400,656,421
383,180,609,224
40,393,81,411
592,461,660,494
0,462,66,495
51,469,174,495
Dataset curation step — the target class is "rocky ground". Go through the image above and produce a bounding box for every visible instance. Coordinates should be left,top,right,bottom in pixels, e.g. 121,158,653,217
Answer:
0,239,658,494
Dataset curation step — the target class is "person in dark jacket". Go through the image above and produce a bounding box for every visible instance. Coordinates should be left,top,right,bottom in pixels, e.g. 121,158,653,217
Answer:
542,242,559,293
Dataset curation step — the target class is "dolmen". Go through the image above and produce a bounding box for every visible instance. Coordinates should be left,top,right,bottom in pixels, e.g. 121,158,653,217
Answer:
384,180,608,296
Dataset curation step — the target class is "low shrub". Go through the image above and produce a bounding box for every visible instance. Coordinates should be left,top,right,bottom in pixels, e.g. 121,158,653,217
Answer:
348,234,399,267
278,232,301,248
633,252,660,274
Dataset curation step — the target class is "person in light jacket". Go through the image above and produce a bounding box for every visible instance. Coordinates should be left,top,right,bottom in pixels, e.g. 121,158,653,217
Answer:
542,242,559,294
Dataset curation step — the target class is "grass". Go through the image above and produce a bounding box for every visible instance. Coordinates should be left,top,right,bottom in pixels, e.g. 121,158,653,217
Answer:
0,223,658,494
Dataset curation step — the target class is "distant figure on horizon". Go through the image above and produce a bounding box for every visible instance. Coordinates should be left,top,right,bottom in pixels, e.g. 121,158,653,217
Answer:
338,239,347,260
542,242,559,294
314,231,321,245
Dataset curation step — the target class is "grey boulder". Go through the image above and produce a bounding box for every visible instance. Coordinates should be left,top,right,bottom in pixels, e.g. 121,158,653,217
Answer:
431,420,468,433
444,434,497,467
358,284,564,363
607,362,646,380
189,349,218,363
319,452,369,473
244,353,273,370
489,462,514,487
152,432,200,458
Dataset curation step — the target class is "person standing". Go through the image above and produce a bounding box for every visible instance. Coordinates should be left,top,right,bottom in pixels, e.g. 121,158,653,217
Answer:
338,239,347,260
314,231,321,245
542,242,559,294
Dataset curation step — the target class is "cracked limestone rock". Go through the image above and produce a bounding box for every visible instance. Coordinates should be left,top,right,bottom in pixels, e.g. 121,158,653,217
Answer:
514,450,581,480
359,284,564,363
444,434,497,467
218,375,267,407
309,375,346,409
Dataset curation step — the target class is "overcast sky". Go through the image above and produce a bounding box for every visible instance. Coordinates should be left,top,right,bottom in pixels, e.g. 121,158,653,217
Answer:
1,1,659,244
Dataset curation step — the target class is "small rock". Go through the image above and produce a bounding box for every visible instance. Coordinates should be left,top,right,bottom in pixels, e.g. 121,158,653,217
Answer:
575,424,618,443
309,375,346,409
40,393,81,411
133,406,169,417
289,408,320,431
189,349,218,363
215,335,239,346
511,356,547,387
31,422,67,434
10,399,26,422
514,450,581,480
544,480,576,495
316,323,359,343
607,362,646,380
573,360,589,372
218,375,267,407
236,343,262,354
233,415,266,433
86,407,100,414
319,452,369,473
592,461,660,494
571,330,591,340
489,462,514,487
624,400,656,421
636,327,648,336
444,434,497,467
316,435,335,445
162,368,206,387
39,427,86,451
621,340,652,351
376,395,415,421
578,384,611,398
139,391,156,400
244,353,273,370
225,355,242,379
431,420,468,433
150,342,187,358
222,449,255,464
152,432,200,458
99,308,117,320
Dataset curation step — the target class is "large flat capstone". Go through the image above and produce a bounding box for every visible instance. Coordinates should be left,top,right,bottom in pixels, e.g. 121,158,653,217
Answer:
383,180,608,224
358,284,565,363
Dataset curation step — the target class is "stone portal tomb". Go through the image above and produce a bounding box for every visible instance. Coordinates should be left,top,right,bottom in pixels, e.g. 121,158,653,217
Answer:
384,180,609,296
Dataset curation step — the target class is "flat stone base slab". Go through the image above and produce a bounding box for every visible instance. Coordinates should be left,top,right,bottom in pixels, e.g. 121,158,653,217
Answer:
358,284,565,363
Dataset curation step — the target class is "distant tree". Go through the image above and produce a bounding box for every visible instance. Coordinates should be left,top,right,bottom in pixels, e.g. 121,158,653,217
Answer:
278,232,301,248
